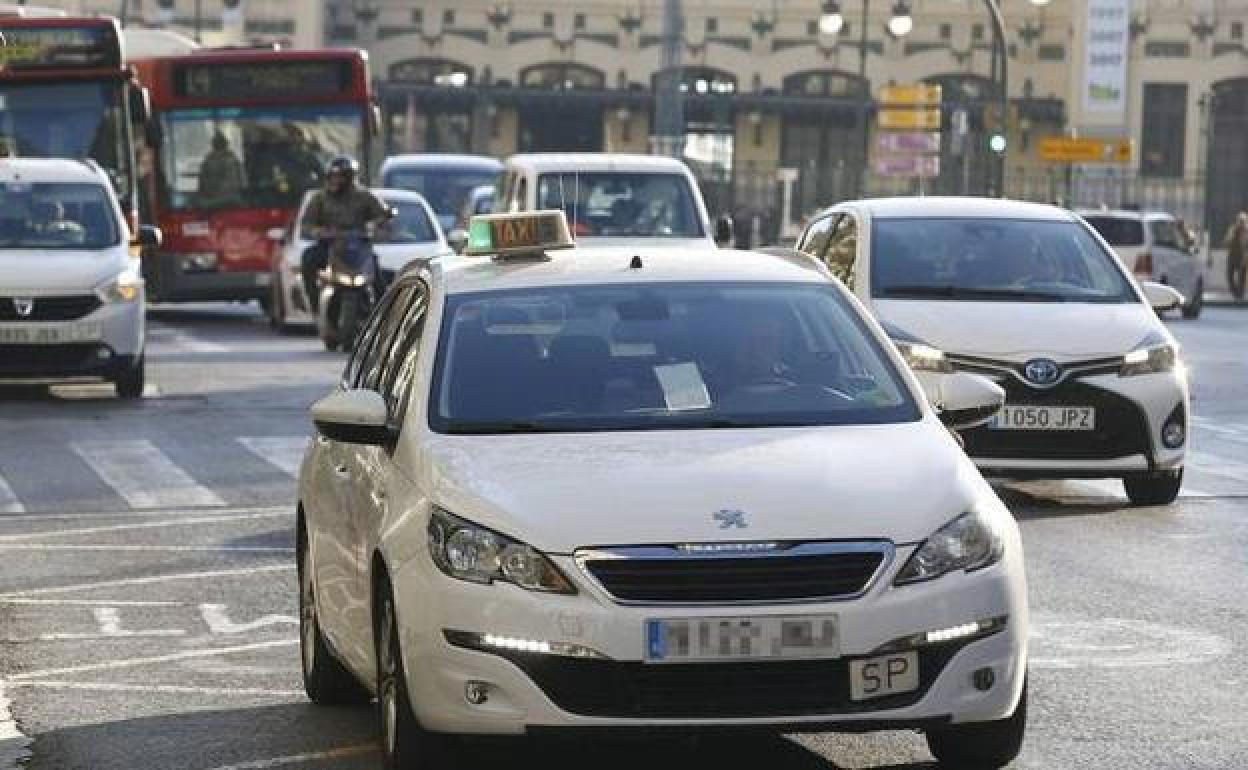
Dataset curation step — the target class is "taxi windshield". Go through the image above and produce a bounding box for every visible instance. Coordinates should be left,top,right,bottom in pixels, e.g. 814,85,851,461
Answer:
430,281,918,433
871,217,1136,303
536,172,704,239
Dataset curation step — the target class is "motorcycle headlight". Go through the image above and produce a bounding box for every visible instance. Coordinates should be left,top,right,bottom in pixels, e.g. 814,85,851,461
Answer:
95,272,143,304
894,510,1004,585
428,508,575,594
893,340,955,373
1120,343,1177,376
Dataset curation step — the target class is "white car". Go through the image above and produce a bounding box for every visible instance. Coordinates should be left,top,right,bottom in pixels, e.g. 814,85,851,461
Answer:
268,188,448,330
494,153,730,248
380,154,502,233
297,211,1028,769
0,158,155,398
1077,209,1204,319
796,197,1190,504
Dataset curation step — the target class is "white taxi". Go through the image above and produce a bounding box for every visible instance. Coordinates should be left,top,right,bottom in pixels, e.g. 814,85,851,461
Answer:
0,158,157,398
297,212,1028,769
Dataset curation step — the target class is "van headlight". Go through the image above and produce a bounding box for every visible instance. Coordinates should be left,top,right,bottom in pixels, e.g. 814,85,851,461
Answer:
95,272,143,304
894,511,1003,585
1120,343,1177,376
427,508,575,594
894,340,955,373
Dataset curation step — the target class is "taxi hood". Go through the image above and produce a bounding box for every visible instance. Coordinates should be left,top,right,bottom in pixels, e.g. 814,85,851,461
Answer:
419,421,988,553
875,298,1156,358
0,249,128,294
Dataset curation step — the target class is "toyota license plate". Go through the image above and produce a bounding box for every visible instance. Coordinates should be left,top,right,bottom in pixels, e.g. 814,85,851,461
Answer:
645,615,839,663
0,322,102,346
991,405,1095,431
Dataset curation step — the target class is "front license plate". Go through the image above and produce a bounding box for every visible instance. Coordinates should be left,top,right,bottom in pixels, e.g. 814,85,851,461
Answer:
991,405,1096,431
849,651,920,701
0,321,102,345
645,615,839,663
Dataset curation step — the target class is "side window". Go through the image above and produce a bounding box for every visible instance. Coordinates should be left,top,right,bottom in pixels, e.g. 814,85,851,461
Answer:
494,172,514,213
380,284,430,421
799,214,838,260
359,285,419,392
513,177,528,212
1151,220,1179,250
825,214,859,288
342,290,399,388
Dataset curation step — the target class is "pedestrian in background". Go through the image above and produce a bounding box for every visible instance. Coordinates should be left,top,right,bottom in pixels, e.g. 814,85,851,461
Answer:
1225,211,1248,300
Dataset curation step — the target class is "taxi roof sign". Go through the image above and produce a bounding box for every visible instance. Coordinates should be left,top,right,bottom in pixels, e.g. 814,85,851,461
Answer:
465,210,575,258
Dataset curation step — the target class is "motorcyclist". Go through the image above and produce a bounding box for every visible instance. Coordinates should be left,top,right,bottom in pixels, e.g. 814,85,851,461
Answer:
300,156,390,311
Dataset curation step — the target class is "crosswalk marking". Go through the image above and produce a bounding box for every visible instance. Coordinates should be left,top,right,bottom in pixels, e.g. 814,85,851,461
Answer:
0,471,23,514
237,437,308,478
70,440,225,509
1187,450,1248,483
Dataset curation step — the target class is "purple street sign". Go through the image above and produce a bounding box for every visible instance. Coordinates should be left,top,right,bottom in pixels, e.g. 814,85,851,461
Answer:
872,154,941,177
875,131,942,154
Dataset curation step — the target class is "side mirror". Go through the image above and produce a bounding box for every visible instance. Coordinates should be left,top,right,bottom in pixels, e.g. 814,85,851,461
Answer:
311,389,395,446
1140,281,1184,313
137,225,162,249
447,228,469,254
933,373,1005,431
714,215,735,247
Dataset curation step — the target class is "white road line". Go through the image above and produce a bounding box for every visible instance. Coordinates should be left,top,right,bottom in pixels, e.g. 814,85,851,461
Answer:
238,437,308,477
6,681,305,698
40,607,186,641
166,331,230,354
1188,450,1248,483
0,505,289,522
0,510,290,543
9,639,298,681
71,439,225,509
0,564,294,599
0,473,23,514
0,544,293,553
199,604,297,634
0,598,185,607
203,745,376,770
0,679,32,769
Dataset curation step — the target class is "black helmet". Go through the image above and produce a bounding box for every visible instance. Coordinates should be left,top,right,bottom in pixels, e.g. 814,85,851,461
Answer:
325,155,359,179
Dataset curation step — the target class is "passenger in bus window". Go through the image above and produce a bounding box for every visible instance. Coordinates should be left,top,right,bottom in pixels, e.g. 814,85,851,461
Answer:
197,132,244,208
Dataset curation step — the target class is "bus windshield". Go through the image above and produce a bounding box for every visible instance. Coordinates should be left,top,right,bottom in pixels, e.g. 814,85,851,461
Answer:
0,81,131,199
158,104,364,211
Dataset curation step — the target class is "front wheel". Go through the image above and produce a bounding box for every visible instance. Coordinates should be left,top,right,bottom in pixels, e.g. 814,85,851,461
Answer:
926,681,1027,769
1124,469,1183,506
113,356,145,399
298,525,371,705
338,291,364,353
1181,278,1203,319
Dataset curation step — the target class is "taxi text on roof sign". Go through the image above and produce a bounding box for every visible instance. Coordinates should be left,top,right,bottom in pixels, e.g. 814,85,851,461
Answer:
465,210,575,258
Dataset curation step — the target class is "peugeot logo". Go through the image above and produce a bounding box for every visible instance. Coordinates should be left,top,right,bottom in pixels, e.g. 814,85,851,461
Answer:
12,298,33,318
712,509,748,529
1022,358,1061,387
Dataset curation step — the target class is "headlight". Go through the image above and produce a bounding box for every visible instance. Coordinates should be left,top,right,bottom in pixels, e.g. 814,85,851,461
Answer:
95,272,143,304
428,508,575,594
894,510,1003,585
1120,343,1176,376
893,340,955,373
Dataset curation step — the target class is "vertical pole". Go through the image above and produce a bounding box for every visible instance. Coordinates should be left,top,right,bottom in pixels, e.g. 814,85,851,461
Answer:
654,0,685,158
982,0,1007,197
194,0,203,42
858,0,871,197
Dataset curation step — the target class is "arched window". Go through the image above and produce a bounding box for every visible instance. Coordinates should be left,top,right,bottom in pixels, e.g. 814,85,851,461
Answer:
519,62,605,90
783,70,868,99
388,58,473,87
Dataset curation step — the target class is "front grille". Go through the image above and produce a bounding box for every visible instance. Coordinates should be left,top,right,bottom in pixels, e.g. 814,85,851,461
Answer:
581,543,889,604
961,379,1151,460
0,344,105,375
480,646,960,718
0,296,100,321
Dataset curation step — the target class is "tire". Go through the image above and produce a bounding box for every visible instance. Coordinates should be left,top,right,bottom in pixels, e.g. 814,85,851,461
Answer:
339,291,363,353
269,275,286,331
926,681,1027,769
299,525,372,706
1181,279,1203,319
1123,468,1183,506
113,356,145,399
376,580,454,770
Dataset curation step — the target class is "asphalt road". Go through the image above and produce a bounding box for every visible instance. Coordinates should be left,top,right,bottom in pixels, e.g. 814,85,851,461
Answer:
0,304,1245,770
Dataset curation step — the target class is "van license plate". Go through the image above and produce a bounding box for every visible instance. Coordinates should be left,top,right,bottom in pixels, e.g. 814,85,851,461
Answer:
0,322,102,345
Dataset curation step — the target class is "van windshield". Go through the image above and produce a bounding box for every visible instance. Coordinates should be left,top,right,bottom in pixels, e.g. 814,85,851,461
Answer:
0,182,119,250
536,172,704,239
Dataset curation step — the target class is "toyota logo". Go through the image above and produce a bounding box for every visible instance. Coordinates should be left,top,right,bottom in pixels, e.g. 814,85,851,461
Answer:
1023,358,1062,387
12,298,33,318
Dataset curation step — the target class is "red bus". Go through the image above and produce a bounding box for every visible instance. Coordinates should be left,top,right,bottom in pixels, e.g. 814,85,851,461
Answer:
133,49,374,303
0,16,145,227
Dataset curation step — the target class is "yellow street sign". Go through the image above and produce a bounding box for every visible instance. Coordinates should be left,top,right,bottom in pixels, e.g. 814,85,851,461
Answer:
877,108,942,131
879,84,943,106
1039,137,1132,164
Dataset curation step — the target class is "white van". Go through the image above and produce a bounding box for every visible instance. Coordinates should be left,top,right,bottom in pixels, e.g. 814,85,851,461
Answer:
494,153,728,249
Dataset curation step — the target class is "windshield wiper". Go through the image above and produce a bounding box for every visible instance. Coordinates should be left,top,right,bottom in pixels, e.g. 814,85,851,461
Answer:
881,285,1066,301
442,419,564,434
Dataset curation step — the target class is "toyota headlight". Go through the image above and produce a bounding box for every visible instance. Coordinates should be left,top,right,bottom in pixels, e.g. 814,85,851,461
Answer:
428,508,575,594
95,272,143,304
893,340,955,373
1120,343,1176,376
894,511,1003,585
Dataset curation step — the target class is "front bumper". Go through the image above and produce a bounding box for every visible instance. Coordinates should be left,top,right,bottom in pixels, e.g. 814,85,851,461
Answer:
0,299,144,382
389,546,1028,735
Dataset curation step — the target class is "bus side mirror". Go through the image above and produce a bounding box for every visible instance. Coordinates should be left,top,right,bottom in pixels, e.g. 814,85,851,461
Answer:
138,225,163,249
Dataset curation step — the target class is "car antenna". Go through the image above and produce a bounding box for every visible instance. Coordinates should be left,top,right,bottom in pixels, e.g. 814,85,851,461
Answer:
629,254,643,269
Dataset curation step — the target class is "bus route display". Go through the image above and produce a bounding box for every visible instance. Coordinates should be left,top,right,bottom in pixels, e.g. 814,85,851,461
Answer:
173,60,353,100
0,23,122,70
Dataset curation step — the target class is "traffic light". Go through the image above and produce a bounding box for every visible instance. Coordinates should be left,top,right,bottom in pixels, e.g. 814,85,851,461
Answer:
989,134,1007,154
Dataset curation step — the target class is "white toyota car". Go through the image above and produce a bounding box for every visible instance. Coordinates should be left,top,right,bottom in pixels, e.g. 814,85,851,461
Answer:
297,211,1028,769
795,197,1189,504
0,158,157,398
267,188,448,331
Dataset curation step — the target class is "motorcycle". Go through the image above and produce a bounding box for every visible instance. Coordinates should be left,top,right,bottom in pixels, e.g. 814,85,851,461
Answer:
316,228,379,353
